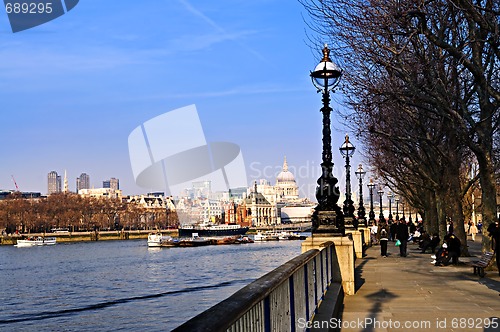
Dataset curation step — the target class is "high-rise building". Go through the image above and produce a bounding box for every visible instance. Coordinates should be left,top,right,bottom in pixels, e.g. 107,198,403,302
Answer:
76,173,90,192
47,171,62,195
103,178,119,191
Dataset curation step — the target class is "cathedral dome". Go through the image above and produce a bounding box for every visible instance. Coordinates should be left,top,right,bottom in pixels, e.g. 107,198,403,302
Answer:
276,156,296,183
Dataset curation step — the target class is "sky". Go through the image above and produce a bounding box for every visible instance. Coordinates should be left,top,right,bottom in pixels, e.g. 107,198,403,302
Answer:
0,0,370,200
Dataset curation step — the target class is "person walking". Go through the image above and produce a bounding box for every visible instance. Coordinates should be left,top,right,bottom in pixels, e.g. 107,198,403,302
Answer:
370,222,378,245
377,220,390,257
395,219,409,257
469,222,478,242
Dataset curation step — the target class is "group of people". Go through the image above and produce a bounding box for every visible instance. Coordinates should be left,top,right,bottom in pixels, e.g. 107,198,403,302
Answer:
372,219,412,257
369,217,500,275
430,233,462,266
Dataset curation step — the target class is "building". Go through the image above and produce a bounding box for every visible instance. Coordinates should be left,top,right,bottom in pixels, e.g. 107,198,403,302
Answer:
76,173,90,192
275,156,300,201
47,171,62,195
103,178,119,191
78,188,122,200
0,190,41,200
243,182,276,227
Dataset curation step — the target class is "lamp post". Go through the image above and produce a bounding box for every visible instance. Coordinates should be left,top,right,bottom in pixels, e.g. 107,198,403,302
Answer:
367,179,375,224
378,186,385,223
401,201,406,220
354,164,367,227
310,44,344,235
387,192,393,223
395,196,400,221
339,134,356,229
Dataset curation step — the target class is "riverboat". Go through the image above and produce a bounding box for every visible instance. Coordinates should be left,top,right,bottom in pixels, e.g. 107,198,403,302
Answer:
178,223,249,237
253,231,280,241
177,234,211,247
147,233,175,247
15,237,56,247
278,231,307,240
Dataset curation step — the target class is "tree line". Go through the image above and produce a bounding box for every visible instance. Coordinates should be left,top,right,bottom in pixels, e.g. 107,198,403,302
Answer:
0,193,179,234
302,0,499,252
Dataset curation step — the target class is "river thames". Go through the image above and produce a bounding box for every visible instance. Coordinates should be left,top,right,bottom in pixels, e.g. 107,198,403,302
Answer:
0,239,303,331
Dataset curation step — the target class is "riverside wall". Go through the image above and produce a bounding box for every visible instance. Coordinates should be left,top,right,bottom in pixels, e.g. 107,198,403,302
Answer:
0,230,179,245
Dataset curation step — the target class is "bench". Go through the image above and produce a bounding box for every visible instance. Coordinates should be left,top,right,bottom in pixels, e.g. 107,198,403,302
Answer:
469,252,495,277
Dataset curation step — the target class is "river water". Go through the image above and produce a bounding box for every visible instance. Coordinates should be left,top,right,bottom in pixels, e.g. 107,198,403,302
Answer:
0,239,303,331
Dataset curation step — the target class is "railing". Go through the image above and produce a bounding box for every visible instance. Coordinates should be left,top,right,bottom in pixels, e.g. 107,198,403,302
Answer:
173,241,340,332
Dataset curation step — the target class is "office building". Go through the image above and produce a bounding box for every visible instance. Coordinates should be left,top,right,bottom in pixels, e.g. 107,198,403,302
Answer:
76,173,90,192
47,171,62,195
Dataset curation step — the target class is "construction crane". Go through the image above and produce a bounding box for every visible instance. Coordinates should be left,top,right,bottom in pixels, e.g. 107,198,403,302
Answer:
11,175,19,191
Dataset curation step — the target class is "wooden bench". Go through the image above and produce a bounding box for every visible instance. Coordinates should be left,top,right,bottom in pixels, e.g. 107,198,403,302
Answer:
469,252,495,277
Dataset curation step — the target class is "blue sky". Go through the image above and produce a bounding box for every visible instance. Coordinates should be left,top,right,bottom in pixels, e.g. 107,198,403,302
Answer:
0,0,368,199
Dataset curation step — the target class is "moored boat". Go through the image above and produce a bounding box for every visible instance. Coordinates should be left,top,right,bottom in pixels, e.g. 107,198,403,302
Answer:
178,223,249,237
16,237,56,247
278,231,307,240
147,233,175,247
253,231,280,241
178,234,211,247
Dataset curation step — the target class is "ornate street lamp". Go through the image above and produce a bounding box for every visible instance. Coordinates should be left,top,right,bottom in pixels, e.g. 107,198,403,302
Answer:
401,200,406,220
310,44,344,235
354,164,367,227
339,134,356,229
378,186,385,223
367,179,376,224
395,196,400,221
387,191,393,223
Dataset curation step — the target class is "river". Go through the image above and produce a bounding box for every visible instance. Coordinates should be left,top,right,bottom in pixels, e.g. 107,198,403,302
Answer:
0,239,303,331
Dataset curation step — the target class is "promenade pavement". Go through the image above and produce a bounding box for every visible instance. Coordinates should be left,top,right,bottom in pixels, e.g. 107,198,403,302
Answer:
338,233,500,332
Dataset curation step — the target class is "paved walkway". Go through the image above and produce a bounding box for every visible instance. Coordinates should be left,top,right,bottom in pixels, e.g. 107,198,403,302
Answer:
340,234,500,332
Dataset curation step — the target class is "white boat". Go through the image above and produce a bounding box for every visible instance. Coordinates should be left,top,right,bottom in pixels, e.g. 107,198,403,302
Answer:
278,231,306,240
253,231,280,241
147,233,174,247
16,237,56,247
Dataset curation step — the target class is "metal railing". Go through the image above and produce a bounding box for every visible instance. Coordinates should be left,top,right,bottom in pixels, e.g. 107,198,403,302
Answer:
173,242,339,332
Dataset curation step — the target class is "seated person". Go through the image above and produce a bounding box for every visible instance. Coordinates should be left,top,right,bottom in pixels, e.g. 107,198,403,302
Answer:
433,243,449,266
418,231,430,248
429,234,440,253
421,233,440,253
412,229,422,243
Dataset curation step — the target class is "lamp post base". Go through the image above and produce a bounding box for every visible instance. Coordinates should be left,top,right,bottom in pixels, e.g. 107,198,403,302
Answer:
312,210,345,236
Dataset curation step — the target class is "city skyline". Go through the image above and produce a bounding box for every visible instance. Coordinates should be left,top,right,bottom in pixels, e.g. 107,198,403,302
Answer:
0,0,369,200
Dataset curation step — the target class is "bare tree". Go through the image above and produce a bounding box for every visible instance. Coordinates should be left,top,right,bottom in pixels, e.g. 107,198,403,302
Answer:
301,0,499,251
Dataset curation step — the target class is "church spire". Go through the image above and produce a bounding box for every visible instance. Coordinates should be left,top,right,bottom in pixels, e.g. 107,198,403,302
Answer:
63,170,68,193
282,156,288,172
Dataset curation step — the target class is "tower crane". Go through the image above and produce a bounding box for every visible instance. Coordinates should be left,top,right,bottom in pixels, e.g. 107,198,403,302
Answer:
11,175,19,191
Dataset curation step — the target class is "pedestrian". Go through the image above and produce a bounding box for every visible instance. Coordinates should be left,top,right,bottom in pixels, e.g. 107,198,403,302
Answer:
487,220,500,276
395,219,409,257
469,222,478,242
370,222,378,245
446,234,462,265
390,221,397,242
377,220,390,257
